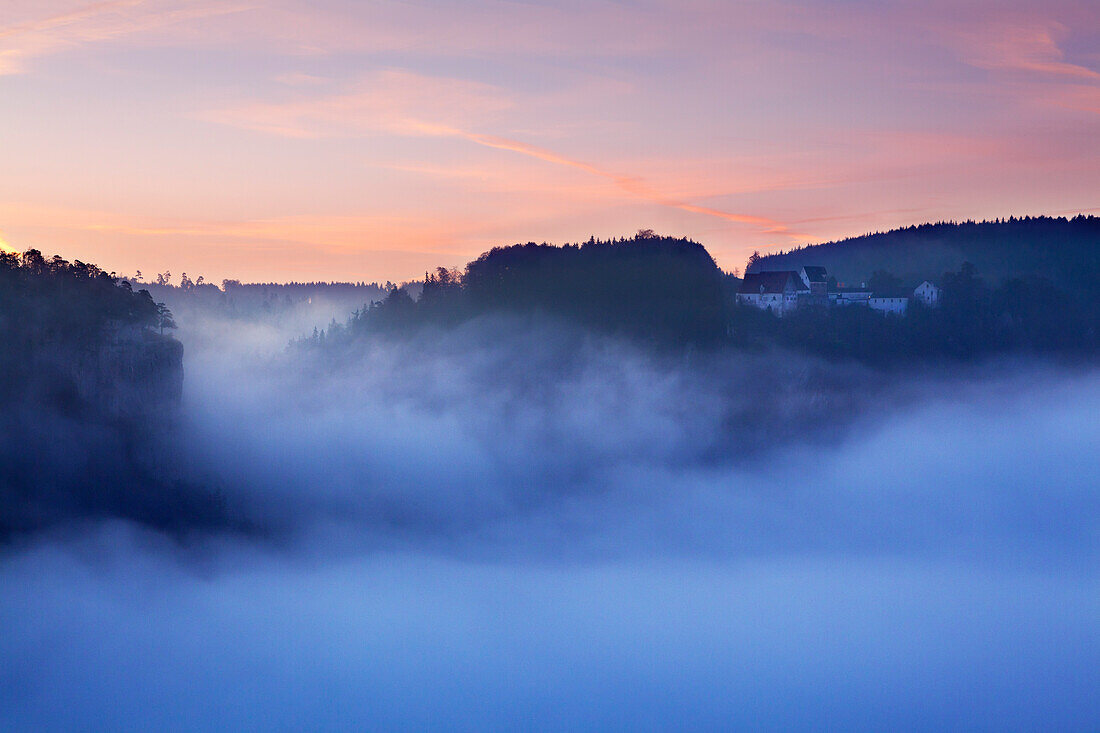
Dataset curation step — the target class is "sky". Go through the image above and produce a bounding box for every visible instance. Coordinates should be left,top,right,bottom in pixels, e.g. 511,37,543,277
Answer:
1,0,1099,283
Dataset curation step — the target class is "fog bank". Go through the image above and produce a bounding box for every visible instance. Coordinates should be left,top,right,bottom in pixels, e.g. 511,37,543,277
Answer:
2,312,1098,729
3,542,1096,730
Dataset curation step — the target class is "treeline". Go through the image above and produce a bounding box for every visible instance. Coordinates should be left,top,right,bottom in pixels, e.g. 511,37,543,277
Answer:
749,216,1100,287
221,280,397,294
130,268,396,293
1,249,171,334
0,249,176,405
731,262,1099,362
307,232,728,347
300,228,1099,364
137,278,395,325
0,249,235,541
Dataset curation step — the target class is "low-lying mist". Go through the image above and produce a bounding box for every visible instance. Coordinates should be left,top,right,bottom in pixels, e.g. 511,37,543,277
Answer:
2,310,1098,729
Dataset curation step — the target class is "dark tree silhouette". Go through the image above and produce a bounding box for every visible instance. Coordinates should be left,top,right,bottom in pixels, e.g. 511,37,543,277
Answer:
0,248,241,540
156,302,177,334
330,232,727,347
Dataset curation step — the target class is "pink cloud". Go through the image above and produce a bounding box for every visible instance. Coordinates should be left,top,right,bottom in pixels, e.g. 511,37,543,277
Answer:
0,0,252,75
957,20,1100,80
4,0,1100,283
201,69,514,139
204,71,799,240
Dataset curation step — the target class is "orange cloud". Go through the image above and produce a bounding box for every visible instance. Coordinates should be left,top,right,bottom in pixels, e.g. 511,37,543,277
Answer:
0,200,450,248
0,200,492,281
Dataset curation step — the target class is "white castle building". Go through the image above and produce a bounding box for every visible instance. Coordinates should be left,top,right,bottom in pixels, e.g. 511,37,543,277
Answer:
737,265,939,317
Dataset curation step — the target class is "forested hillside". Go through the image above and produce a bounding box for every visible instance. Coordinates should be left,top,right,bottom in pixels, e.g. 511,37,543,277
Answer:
302,225,1099,363
0,249,183,410
748,216,1100,287
325,232,727,346
0,249,235,540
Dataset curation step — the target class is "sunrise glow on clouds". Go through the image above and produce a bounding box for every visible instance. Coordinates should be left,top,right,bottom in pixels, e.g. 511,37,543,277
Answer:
1,0,1099,282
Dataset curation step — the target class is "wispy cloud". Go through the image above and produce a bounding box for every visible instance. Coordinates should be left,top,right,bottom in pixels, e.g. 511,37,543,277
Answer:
0,200,486,280
0,201,455,254
274,72,330,87
0,0,251,75
205,71,799,239
5,0,1099,282
456,130,797,235
957,21,1100,80
201,69,515,138
944,17,1100,122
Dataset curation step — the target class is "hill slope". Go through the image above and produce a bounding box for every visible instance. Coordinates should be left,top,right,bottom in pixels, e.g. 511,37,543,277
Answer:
0,249,235,540
748,216,1100,287
334,233,728,345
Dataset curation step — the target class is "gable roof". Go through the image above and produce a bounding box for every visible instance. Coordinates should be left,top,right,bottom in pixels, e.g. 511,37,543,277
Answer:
738,271,803,294
800,266,828,283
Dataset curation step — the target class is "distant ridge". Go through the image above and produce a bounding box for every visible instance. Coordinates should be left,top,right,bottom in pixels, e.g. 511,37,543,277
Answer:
747,215,1100,285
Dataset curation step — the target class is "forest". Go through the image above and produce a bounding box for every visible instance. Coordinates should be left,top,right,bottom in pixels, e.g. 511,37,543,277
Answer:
749,215,1100,288
4,218,1099,540
0,249,237,540
305,224,1099,362
137,277,393,322
316,232,728,347
730,262,1098,362
0,249,179,407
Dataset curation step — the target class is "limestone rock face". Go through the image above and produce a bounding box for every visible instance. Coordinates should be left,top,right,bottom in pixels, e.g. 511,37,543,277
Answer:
94,329,185,418
18,327,185,420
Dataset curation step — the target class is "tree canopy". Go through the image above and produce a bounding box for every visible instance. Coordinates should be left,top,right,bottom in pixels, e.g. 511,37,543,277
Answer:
337,232,727,345
747,215,1100,289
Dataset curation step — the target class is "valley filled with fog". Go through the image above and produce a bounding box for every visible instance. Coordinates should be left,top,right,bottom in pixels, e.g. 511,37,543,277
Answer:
6,0,1100,723
2,305,1098,730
